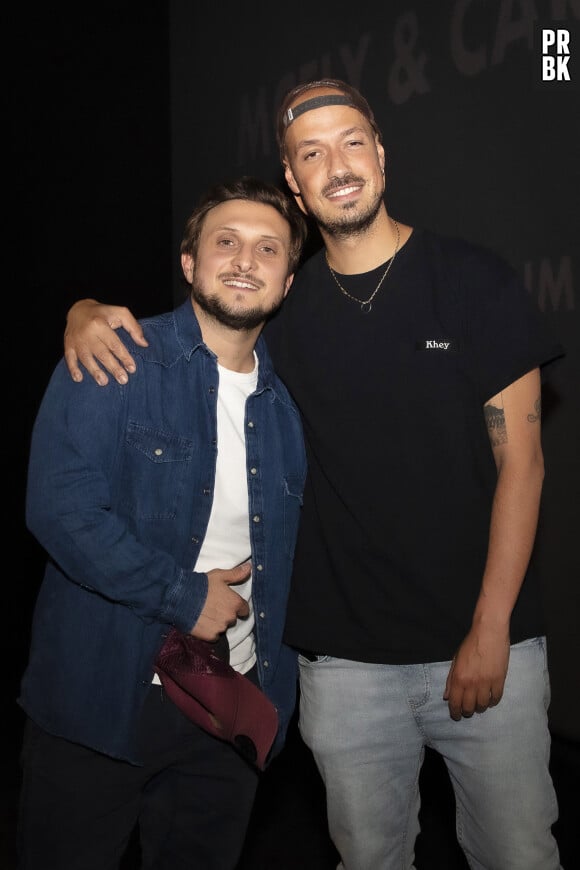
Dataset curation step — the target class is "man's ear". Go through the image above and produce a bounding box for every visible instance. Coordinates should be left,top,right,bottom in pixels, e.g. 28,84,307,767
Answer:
284,164,308,216
283,273,295,299
181,253,194,283
284,161,300,195
377,139,386,176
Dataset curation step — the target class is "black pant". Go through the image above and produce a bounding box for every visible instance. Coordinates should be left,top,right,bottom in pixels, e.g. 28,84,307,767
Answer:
18,685,259,870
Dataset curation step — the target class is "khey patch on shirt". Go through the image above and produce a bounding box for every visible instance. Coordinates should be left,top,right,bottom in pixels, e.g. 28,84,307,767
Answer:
415,339,458,352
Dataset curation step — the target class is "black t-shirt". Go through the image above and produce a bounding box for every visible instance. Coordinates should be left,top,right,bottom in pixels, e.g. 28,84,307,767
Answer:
264,229,565,664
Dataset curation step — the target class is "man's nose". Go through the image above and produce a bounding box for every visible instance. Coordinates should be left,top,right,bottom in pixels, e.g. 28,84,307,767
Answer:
326,148,350,178
231,244,256,271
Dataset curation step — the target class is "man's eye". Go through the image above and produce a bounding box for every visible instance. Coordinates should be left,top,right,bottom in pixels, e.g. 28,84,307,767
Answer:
303,150,318,161
259,245,277,255
217,238,235,246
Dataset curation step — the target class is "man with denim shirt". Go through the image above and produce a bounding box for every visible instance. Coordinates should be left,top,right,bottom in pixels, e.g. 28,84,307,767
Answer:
18,177,307,870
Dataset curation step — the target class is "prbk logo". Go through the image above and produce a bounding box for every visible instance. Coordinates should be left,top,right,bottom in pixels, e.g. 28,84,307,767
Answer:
542,29,571,81
534,22,578,91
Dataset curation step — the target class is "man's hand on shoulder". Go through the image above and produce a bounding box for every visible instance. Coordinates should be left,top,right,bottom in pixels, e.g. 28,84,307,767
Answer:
64,299,148,386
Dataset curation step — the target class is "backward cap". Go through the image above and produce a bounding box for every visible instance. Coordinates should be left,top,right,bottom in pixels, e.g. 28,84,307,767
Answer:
276,78,382,160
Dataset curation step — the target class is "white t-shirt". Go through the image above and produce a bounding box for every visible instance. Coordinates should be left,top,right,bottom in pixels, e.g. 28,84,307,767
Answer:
193,355,258,673
154,354,258,682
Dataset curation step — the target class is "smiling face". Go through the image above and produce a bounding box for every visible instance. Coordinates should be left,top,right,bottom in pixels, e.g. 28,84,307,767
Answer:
181,199,294,331
282,88,386,240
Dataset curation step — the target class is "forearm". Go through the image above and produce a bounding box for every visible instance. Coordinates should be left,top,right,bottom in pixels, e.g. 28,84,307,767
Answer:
444,369,544,717
472,451,544,632
28,502,207,631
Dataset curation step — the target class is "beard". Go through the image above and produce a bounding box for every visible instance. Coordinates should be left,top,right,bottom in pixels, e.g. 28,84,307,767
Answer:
190,274,285,331
304,175,384,240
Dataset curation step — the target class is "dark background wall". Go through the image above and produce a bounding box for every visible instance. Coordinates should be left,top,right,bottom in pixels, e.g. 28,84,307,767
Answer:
7,0,579,844
9,2,173,755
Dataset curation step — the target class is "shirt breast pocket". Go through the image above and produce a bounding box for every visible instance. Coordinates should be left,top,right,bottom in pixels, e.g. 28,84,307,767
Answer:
120,422,194,519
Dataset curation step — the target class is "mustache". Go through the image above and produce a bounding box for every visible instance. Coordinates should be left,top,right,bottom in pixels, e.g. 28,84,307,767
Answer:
322,174,365,196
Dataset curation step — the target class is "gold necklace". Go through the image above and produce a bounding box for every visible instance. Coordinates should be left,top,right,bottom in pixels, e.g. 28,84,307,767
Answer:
325,219,400,314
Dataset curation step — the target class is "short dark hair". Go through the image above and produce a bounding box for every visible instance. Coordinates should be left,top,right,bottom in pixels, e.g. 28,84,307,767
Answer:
276,78,382,162
180,176,307,275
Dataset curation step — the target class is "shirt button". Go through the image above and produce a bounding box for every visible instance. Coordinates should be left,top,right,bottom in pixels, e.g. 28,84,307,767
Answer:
250,467,257,475
154,448,163,456
211,438,217,446
203,488,211,495
256,564,263,571
263,660,269,668
192,536,199,544
259,611,265,619
253,515,261,523
247,421,254,428
209,386,215,394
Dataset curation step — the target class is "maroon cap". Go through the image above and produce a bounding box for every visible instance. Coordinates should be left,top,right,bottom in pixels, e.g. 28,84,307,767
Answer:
154,628,278,770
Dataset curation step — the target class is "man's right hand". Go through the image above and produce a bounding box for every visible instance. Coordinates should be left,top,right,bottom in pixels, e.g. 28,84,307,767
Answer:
64,299,147,386
191,562,252,641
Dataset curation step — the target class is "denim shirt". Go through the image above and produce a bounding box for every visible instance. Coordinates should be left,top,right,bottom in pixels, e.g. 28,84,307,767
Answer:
20,298,306,763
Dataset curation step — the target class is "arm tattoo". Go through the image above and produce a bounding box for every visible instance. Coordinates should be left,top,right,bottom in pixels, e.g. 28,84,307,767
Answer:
484,403,508,446
527,395,541,423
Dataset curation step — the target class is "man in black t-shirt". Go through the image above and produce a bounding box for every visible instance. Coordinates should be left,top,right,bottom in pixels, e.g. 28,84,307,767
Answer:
61,80,564,870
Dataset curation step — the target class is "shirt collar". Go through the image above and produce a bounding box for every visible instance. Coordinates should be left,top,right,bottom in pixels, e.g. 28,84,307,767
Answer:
173,296,278,393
